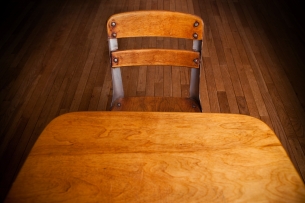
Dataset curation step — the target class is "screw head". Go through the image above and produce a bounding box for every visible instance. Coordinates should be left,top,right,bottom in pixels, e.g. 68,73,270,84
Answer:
112,32,117,38
194,21,199,27
111,22,116,27
113,58,118,63
193,33,198,39
193,58,199,64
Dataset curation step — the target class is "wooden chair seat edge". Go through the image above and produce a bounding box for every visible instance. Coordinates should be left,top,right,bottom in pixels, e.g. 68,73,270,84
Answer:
110,97,201,112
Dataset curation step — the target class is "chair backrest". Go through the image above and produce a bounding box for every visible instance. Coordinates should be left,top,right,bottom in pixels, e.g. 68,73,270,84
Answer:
107,11,204,105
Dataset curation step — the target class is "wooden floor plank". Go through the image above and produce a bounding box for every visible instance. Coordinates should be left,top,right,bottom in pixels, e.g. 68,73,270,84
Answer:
243,1,301,121
202,56,220,112
244,0,305,179
0,1,60,134
69,0,107,112
0,2,36,91
217,91,230,113
234,2,270,118
0,0,69,155
220,63,240,114
1,0,91,192
59,1,99,111
219,1,259,118
204,1,227,95
0,75,40,159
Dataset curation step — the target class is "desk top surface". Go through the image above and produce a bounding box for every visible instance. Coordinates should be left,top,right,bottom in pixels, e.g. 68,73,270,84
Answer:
6,112,305,202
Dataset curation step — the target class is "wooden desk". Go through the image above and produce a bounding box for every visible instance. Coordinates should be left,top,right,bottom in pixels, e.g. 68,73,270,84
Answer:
5,112,305,202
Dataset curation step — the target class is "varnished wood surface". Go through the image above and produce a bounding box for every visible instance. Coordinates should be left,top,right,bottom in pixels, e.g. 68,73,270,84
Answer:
107,10,203,39
111,49,200,68
111,97,201,111
5,112,305,202
1,0,305,201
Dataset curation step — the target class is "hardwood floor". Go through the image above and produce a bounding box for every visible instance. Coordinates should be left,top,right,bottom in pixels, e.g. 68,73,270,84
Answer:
1,0,305,200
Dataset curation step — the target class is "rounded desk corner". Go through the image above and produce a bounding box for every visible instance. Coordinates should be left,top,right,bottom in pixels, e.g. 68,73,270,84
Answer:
219,113,273,128
43,112,90,129
205,113,279,139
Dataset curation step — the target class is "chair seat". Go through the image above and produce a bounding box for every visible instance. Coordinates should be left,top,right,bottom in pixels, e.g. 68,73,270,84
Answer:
110,97,201,112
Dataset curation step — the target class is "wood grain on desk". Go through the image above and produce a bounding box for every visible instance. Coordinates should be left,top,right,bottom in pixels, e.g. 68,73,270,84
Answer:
5,112,305,202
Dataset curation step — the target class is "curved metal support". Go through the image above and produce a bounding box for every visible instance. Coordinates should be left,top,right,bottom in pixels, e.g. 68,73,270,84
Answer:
109,38,122,106
190,68,200,102
190,39,202,105
111,68,124,105
109,39,118,51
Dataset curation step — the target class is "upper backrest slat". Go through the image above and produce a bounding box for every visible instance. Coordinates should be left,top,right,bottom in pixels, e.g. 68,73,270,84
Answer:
107,11,204,40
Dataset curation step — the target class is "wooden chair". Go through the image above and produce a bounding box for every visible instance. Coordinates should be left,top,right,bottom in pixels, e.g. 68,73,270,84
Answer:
107,11,204,112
